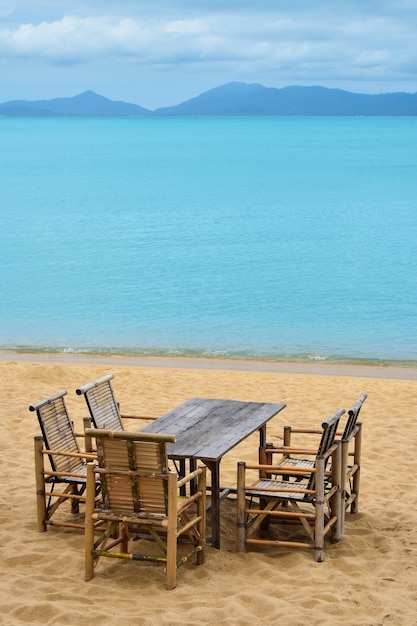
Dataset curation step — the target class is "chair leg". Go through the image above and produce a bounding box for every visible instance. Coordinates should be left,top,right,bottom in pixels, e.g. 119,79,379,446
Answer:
34,436,47,532
314,501,325,563
196,467,206,565
315,457,325,562
340,439,349,536
166,474,178,590
350,426,362,514
236,462,247,553
85,463,96,581
166,530,177,590
331,444,343,542
70,485,80,514
350,470,360,514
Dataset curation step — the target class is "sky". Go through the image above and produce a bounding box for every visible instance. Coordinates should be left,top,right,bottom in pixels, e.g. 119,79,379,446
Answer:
1,1,417,110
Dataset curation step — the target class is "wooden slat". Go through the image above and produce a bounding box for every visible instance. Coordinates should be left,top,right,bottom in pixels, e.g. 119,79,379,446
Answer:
141,397,224,439
142,398,285,461
86,382,123,431
34,394,83,474
98,436,169,516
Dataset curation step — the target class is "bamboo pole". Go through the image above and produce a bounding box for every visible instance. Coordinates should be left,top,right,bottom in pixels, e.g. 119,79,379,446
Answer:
331,442,343,540
351,423,362,514
246,537,314,549
47,520,85,529
41,448,96,461
314,455,325,562
83,417,93,453
236,462,247,553
43,470,87,479
166,472,178,590
34,436,47,532
245,508,315,520
84,463,96,581
177,466,204,489
341,436,349,531
84,428,176,444
121,414,158,421
197,465,206,565
43,490,85,501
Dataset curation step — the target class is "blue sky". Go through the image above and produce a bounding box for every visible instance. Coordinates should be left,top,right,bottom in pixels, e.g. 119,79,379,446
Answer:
1,0,417,109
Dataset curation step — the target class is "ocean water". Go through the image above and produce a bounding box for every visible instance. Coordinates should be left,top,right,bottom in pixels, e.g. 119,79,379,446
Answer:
1,115,417,364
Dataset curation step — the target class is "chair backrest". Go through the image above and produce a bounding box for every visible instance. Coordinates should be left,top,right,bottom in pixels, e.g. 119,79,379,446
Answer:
76,373,124,431
306,408,345,492
29,390,83,474
86,429,177,516
341,393,368,440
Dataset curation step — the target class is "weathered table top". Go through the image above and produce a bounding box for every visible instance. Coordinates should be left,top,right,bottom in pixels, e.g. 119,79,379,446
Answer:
141,397,286,462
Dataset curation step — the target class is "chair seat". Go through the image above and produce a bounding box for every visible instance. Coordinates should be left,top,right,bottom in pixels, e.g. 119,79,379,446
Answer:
278,458,315,471
246,478,314,501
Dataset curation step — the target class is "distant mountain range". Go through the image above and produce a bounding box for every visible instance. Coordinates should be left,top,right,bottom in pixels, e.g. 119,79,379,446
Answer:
0,90,150,116
2,82,417,116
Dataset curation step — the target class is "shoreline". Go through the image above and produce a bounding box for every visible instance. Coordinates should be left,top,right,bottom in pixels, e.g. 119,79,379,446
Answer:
2,348,417,379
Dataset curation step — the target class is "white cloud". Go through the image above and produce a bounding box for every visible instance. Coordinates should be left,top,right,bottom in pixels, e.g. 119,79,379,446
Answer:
0,15,221,63
0,16,143,61
1,2,417,106
0,11,413,70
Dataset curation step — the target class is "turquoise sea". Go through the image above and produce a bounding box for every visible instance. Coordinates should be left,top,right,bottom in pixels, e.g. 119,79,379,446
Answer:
1,116,417,364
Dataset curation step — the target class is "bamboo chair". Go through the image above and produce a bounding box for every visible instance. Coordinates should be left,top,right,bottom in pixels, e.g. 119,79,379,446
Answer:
30,390,97,532
76,373,124,431
76,372,158,430
278,394,367,531
76,373,185,478
340,394,368,520
84,429,206,590
237,409,344,562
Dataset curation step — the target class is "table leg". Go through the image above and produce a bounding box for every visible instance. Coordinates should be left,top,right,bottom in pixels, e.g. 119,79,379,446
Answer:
205,460,221,549
178,459,197,496
189,457,197,495
258,424,267,451
179,460,186,496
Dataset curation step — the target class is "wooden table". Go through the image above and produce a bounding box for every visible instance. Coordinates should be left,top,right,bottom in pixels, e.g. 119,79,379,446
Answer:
141,397,286,549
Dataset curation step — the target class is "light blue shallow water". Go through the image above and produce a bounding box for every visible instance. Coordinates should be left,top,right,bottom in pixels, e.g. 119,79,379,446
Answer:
1,116,417,363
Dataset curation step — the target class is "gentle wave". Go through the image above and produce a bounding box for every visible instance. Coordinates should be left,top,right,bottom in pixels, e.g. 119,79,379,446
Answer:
4,343,417,368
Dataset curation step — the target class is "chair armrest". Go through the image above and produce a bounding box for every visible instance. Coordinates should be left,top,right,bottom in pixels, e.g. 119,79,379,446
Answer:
177,466,205,489
41,447,97,461
282,425,324,450
285,428,322,435
121,414,159,421
265,445,319,455
284,426,345,438
243,462,316,475
282,426,343,450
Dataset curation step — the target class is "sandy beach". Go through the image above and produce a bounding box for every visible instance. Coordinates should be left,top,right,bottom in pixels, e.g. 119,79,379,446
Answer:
1,352,416,625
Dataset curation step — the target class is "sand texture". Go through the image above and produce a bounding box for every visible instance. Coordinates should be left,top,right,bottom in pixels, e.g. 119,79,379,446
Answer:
1,356,416,625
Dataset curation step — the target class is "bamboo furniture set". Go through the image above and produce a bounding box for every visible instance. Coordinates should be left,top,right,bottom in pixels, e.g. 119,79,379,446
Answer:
30,374,367,588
